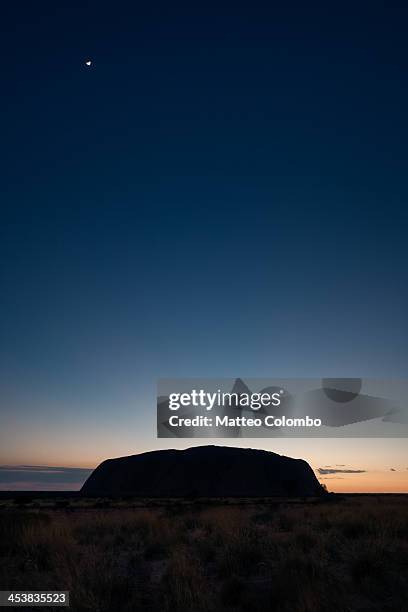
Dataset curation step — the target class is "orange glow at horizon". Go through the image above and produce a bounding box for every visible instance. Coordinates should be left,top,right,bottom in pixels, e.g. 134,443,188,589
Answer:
319,470,408,493
1,436,407,493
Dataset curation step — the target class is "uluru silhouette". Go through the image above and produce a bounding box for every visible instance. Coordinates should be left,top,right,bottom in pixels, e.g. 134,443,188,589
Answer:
81,446,323,497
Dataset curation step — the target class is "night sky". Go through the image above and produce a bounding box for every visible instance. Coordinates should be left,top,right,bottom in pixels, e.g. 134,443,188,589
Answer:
1,2,407,490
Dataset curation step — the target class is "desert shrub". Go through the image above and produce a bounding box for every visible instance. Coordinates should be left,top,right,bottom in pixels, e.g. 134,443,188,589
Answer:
160,548,210,611
69,551,143,612
21,520,76,573
266,552,344,612
0,512,51,555
217,525,267,577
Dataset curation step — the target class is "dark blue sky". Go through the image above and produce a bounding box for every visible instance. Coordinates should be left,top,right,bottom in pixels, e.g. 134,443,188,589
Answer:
1,2,407,468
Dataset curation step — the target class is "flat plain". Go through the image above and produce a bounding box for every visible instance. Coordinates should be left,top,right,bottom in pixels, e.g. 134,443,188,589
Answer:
1,494,407,611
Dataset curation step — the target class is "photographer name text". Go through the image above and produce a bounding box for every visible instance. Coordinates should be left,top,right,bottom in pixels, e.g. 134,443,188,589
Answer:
168,415,322,428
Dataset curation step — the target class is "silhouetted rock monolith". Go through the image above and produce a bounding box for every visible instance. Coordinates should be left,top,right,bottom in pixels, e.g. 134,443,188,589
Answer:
81,446,323,497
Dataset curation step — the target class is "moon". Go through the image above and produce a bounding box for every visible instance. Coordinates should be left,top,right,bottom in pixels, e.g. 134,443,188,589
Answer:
85,60,92,66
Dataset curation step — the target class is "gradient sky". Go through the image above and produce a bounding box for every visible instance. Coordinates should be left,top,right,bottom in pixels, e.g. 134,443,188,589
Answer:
1,2,407,492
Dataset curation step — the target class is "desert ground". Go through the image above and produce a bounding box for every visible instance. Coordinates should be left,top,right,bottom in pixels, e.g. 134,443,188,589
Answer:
1,495,407,611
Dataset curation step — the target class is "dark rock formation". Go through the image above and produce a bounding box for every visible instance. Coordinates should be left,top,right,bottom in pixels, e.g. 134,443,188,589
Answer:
81,446,323,497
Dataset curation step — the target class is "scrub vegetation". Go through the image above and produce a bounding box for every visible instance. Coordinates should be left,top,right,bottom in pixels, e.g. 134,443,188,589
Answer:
1,495,407,611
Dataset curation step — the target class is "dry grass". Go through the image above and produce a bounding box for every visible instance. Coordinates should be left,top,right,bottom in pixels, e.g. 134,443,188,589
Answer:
1,496,408,611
